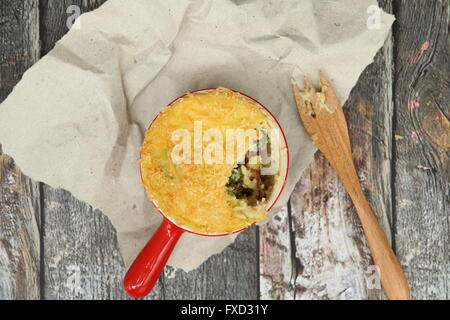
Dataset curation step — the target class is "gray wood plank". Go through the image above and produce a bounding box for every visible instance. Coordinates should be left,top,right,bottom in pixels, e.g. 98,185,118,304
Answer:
0,0,40,101
162,228,259,300
39,0,258,299
0,0,41,300
39,0,107,55
392,0,449,300
259,205,294,299
0,147,41,300
41,185,159,300
260,0,395,300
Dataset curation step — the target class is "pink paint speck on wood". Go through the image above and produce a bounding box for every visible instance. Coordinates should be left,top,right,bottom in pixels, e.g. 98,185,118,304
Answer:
411,131,419,143
409,41,431,64
408,101,420,110
420,41,430,52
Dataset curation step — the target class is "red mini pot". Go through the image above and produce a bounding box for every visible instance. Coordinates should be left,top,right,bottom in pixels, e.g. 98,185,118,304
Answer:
124,89,289,298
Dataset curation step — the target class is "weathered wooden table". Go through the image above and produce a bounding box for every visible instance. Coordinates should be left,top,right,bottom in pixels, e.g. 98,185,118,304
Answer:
0,0,448,300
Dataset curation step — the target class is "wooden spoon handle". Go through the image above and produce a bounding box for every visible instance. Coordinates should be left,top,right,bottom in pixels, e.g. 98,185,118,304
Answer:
345,183,411,300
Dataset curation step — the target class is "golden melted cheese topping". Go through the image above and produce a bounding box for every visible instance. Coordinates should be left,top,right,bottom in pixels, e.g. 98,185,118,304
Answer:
140,88,275,234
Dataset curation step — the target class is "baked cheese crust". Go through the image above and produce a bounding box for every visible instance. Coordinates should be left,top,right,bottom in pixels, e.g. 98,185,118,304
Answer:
140,88,280,234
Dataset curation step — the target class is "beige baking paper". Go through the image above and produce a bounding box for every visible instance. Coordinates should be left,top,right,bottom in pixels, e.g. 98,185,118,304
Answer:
0,0,394,271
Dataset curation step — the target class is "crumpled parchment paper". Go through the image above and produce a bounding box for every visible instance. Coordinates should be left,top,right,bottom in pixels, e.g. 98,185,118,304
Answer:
0,0,394,271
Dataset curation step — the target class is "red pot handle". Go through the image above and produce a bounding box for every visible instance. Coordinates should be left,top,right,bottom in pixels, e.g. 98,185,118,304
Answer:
124,218,184,297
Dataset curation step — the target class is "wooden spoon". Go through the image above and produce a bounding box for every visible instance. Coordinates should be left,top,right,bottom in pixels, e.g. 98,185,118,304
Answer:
292,72,410,300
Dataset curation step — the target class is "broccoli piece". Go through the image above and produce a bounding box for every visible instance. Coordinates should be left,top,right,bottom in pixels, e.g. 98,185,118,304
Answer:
226,165,255,199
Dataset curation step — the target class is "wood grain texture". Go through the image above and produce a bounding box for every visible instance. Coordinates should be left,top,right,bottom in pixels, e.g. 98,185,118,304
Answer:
260,0,395,300
259,205,295,299
0,0,40,101
290,154,377,300
162,228,259,300
41,185,164,300
0,147,41,300
0,0,41,300
392,0,449,300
